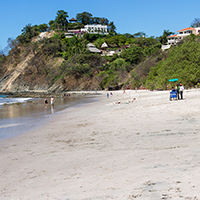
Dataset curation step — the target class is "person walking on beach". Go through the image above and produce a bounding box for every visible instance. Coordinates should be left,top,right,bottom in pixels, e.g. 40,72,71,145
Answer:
179,84,184,99
107,93,109,99
123,89,126,94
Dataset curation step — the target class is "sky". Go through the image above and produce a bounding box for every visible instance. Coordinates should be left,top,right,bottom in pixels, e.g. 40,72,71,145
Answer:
1,0,200,51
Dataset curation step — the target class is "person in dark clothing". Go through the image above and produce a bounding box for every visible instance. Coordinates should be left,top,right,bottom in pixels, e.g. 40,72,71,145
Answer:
44,98,48,108
176,85,180,99
179,84,184,99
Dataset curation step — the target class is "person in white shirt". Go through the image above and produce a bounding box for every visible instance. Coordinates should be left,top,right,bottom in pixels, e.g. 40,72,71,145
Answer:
51,96,55,105
179,84,184,99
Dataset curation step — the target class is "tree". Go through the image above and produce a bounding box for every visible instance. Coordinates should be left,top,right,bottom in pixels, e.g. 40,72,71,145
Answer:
91,17,101,24
133,36,158,48
49,20,57,30
133,32,146,37
17,24,39,44
55,10,69,31
99,17,109,25
191,18,200,28
146,35,200,89
159,30,174,45
76,12,93,25
68,22,84,30
120,45,144,65
90,17,109,25
124,33,134,38
105,35,126,47
7,37,18,49
40,37,62,57
38,23,48,32
109,58,130,73
0,49,6,65
108,21,117,35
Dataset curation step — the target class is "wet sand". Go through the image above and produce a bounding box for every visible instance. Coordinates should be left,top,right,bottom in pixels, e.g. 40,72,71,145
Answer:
1,89,200,199
0,94,98,140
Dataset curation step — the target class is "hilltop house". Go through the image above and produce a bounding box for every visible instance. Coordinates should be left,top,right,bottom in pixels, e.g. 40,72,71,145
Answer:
65,30,86,38
162,27,200,50
69,18,77,23
65,24,108,38
81,24,108,35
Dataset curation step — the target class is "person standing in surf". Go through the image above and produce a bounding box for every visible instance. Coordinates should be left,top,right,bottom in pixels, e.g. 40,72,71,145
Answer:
44,98,48,109
51,96,55,105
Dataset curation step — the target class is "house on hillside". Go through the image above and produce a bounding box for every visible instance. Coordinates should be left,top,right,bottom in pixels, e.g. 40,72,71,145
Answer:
87,43,102,53
65,32,75,38
162,27,200,50
101,42,108,48
101,50,115,56
65,30,86,38
69,18,77,23
100,44,130,56
81,24,108,35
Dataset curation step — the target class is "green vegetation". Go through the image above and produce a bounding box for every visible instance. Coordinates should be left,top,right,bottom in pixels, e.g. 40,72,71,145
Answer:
146,34,200,89
1,10,200,91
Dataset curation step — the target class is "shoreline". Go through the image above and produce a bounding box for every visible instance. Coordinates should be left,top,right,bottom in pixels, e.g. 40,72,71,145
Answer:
1,89,200,199
0,93,101,141
0,90,103,98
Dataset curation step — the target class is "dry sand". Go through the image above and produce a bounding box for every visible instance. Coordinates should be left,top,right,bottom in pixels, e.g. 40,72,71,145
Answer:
1,89,200,200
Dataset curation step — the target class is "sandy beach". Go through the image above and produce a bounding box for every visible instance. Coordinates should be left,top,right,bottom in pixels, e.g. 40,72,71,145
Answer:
1,89,200,200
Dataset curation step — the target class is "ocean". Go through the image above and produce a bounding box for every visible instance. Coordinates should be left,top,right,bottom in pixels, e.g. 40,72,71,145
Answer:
0,95,32,105
0,94,98,140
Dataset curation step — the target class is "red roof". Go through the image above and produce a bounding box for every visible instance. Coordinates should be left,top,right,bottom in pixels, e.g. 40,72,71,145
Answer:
167,34,177,38
177,27,195,32
69,18,77,22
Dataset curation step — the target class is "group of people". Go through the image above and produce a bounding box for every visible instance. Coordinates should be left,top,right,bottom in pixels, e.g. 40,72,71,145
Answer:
107,92,113,99
171,83,184,99
44,96,55,108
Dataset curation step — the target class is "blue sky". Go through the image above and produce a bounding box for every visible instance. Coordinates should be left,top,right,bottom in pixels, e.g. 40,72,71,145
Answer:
1,0,200,51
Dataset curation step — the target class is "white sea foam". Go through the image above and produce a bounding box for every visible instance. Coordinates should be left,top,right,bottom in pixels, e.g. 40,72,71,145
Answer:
0,96,32,106
0,123,21,128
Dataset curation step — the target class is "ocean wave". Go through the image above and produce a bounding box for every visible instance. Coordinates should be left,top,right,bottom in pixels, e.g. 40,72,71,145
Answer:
0,97,32,106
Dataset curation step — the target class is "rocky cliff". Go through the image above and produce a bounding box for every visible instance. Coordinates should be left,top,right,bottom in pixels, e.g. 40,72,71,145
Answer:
0,47,101,94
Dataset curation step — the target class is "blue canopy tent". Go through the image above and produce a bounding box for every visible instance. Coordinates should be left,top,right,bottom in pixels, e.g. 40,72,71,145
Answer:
169,78,178,82
168,78,179,90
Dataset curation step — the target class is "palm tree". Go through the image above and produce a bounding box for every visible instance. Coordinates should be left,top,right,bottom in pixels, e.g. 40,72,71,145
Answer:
55,10,69,31
159,30,174,45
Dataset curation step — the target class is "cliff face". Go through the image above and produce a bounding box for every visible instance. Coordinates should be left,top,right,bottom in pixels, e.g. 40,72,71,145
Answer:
0,53,35,92
0,52,101,93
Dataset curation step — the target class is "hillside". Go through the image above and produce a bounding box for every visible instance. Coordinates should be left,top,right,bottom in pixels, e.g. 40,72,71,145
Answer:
0,41,101,93
0,27,163,93
146,34,200,89
1,11,200,93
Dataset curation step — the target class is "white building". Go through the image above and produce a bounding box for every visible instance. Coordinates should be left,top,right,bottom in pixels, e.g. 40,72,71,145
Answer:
87,43,101,53
162,27,200,50
81,24,108,34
